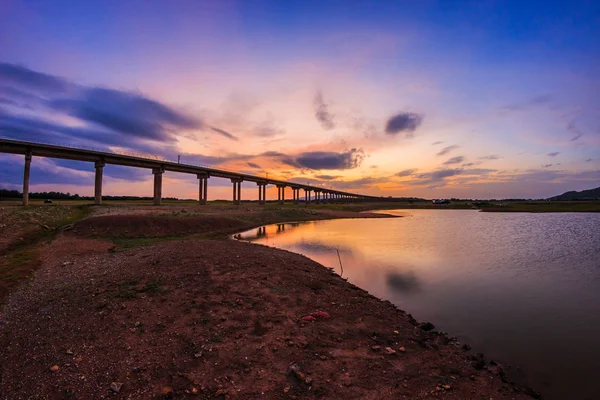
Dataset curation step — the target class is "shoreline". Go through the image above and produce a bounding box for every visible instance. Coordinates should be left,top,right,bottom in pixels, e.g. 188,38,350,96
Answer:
0,204,538,398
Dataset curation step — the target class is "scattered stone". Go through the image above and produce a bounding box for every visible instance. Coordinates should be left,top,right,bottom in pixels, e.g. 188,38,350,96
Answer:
300,315,316,323
312,310,330,320
191,387,199,394
110,382,123,393
371,345,381,352
288,363,307,382
419,322,435,331
283,386,290,393
66,349,73,355
50,365,59,372
393,330,399,334
398,346,406,352
161,386,174,397
443,384,451,390
384,347,396,355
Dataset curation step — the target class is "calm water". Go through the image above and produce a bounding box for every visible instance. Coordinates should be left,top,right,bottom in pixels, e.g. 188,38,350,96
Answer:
236,210,600,400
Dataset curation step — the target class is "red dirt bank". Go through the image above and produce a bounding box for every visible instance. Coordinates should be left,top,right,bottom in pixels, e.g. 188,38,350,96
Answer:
0,211,536,399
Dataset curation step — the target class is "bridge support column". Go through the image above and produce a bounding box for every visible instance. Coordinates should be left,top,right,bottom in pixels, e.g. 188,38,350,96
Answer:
305,189,310,204
231,179,242,205
293,188,299,205
153,167,164,206
94,161,105,205
197,173,208,205
257,183,266,205
22,151,31,206
277,185,285,205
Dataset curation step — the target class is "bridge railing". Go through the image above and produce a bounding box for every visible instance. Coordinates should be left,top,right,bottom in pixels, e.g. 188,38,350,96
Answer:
0,134,319,187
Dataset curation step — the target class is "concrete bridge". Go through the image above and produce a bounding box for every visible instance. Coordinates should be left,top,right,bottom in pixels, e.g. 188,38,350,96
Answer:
0,138,379,206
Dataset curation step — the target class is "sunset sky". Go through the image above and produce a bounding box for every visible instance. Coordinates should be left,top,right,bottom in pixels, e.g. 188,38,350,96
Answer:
1,0,599,200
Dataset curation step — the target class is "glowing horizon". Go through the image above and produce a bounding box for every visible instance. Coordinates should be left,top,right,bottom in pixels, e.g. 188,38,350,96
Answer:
1,0,598,200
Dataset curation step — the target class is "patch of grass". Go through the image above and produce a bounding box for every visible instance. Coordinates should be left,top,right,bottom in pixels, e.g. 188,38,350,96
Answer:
111,279,167,299
0,205,93,303
207,330,225,343
270,286,289,295
110,236,180,250
479,201,600,213
112,280,140,299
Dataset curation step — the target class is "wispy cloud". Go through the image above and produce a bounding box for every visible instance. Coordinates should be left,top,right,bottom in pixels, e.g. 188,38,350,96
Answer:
502,93,554,112
210,126,238,141
547,152,560,157
443,156,465,165
395,168,418,177
567,120,584,141
478,155,501,161
314,90,335,130
436,145,459,156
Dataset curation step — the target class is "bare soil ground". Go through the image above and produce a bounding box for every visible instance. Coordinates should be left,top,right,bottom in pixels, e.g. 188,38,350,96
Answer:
0,204,536,399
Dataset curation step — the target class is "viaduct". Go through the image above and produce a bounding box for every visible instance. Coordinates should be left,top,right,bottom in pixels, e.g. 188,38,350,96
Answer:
0,138,378,206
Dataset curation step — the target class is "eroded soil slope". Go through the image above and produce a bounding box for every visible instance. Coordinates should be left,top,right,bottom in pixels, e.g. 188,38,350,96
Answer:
0,235,533,399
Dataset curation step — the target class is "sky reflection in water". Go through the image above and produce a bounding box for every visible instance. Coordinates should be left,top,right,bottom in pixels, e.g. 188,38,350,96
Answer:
236,210,600,400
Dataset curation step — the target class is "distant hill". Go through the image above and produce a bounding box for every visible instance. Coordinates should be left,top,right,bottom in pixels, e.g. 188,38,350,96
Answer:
548,187,600,201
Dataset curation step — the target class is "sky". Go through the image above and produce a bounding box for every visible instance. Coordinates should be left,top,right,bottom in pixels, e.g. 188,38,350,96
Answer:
0,0,599,200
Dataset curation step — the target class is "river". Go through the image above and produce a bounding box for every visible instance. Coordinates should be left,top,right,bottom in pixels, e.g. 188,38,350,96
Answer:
235,210,600,399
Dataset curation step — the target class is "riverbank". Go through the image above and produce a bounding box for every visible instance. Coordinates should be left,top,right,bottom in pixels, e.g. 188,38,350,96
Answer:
0,204,536,399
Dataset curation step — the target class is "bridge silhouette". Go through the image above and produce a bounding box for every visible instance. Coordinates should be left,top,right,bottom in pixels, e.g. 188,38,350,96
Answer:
0,138,378,206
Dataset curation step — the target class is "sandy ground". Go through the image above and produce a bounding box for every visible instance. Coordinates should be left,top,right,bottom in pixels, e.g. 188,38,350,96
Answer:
0,206,537,399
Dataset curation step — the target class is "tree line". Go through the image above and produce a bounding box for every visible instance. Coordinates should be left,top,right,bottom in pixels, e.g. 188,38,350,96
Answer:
0,189,178,201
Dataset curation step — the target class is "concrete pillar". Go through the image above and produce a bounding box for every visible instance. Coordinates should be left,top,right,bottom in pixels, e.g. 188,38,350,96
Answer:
197,173,208,205
94,161,105,205
279,186,285,205
231,179,242,205
257,185,261,204
22,151,31,206
153,167,164,206
203,176,208,204
263,184,266,204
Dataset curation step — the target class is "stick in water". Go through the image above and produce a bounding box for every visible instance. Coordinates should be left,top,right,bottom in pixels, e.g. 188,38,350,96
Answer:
336,248,344,277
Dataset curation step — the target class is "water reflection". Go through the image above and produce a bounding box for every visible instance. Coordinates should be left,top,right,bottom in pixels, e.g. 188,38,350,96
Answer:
235,210,600,400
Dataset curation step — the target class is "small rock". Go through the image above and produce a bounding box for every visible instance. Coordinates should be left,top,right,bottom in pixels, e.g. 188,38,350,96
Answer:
288,363,307,382
398,346,406,352
300,315,316,323
443,385,451,390
50,365,59,372
393,330,399,334
191,387,199,394
419,322,435,331
66,349,73,355
384,347,396,355
283,386,290,393
110,382,123,393
371,345,381,352
161,386,174,397
312,310,330,320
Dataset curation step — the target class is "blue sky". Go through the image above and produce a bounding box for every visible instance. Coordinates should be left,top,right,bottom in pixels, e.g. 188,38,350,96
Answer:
1,0,598,199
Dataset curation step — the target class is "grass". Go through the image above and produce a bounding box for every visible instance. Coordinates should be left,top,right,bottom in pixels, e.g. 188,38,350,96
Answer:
111,279,167,299
110,236,181,250
478,201,600,213
0,205,93,302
